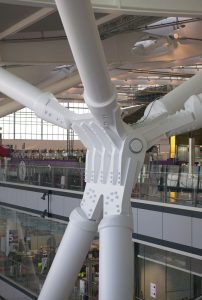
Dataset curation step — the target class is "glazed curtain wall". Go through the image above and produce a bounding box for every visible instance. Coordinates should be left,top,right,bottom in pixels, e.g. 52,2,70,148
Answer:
0,102,89,141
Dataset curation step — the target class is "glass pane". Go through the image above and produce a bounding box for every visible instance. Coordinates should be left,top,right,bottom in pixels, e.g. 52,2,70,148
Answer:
135,245,201,300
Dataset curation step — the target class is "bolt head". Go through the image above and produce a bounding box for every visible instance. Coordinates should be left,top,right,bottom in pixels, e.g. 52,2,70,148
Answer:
129,138,143,153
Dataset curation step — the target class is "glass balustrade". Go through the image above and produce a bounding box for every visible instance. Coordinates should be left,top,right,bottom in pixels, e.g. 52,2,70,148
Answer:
132,164,202,207
0,206,99,300
1,161,202,207
0,162,85,192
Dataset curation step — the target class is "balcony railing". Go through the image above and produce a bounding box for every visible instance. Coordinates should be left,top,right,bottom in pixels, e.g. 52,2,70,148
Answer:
1,161,202,207
132,164,202,207
0,162,85,192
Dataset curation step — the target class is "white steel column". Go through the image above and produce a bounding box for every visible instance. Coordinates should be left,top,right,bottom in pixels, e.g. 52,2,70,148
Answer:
0,73,81,118
38,208,98,300
0,67,42,107
55,0,115,106
142,72,202,121
98,214,134,300
0,67,76,128
55,0,125,135
160,72,202,115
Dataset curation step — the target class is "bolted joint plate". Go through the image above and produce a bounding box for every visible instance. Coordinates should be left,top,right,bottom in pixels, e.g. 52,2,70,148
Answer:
80,183,130,219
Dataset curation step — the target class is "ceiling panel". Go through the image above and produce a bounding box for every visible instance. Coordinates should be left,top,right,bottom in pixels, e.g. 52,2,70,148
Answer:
0,3,39,31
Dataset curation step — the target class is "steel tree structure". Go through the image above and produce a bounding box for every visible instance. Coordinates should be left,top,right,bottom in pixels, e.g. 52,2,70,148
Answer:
0,1,202,299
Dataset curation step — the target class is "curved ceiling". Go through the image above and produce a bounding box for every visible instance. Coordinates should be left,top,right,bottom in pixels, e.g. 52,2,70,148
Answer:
0,1,201,117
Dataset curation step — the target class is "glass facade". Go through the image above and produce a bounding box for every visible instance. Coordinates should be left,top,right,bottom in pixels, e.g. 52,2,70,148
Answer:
0,101,89,141
0,113,14,140
135,244,202,300
0,206,99,299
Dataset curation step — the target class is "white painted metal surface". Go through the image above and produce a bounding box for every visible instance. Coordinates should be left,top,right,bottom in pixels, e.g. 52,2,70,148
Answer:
99,214,134,300
2,0,202,17
0,72,81,118
38,208,98,300
0,67,79,128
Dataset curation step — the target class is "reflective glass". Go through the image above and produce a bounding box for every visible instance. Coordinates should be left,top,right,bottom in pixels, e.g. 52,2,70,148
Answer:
0,206,99,299
135,245,202,300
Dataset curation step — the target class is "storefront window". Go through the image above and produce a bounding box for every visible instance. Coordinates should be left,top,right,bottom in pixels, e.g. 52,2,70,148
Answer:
135,245,202,300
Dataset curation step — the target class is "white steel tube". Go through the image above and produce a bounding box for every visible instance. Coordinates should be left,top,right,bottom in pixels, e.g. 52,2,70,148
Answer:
55,0,115,105
0,67,75,128
0,67,42,109
38,207,98,300
98,214,134,300
0,73,81,118
160,71,202,114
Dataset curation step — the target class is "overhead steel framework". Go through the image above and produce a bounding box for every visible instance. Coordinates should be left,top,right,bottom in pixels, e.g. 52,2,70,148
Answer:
0,1,202,300
1,0,202,17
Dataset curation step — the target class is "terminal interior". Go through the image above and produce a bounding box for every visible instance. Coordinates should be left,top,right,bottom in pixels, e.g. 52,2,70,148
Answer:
0,1,201,300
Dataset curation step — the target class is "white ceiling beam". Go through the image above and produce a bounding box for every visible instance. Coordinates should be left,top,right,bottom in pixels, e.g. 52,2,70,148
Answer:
0,8,55,40
92,0,202,16
0,0,202,17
